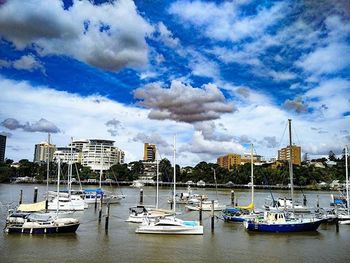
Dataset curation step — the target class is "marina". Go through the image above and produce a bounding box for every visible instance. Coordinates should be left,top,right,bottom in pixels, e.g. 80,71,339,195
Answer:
1,183,350,262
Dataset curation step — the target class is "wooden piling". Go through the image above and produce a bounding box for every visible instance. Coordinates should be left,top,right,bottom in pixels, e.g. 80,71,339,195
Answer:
19,190,23,205
336,217,339,233
139,188,144,204
199,196,203,225
94,193,98,210
105,202,110,234
98,193,103,224
231,190,235,205
317,195,319,208
211,200,215,232
33,187,38,203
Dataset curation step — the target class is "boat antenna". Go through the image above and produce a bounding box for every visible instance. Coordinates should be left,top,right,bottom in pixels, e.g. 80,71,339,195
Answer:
288,119,295,213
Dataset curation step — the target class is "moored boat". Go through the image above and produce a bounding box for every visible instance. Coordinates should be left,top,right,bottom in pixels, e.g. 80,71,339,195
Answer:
4,212,80,234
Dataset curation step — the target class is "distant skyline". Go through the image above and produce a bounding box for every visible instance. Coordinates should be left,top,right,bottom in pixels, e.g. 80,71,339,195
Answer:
0,0,349,166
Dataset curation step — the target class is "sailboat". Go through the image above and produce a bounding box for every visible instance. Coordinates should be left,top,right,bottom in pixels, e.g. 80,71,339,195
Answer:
83,143,125,204
185,166,226,211
244,119,323,232
4,158,80,234
47,138,86,211
338,145,350,223
135,136,203,235
223,144,259,222
126,157,174,223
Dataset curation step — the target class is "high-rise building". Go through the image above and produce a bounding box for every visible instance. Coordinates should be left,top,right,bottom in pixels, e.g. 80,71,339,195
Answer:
34,142,56,163
143,143,156,162
278,145,301,166
53,147,80,163
0,135,6,163
81,139,124,172
217,153,241,170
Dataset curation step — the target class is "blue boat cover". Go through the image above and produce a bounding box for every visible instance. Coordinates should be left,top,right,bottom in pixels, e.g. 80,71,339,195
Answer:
84,188,104,194
224,208,241,213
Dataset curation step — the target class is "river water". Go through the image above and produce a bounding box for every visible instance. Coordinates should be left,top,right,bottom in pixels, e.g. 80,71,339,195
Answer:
0,183,349,263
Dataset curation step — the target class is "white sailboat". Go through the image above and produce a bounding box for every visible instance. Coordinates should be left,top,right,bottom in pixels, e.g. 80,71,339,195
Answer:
338,145,350,223
127,156,174,223
47,138,86,211
136,136,203,235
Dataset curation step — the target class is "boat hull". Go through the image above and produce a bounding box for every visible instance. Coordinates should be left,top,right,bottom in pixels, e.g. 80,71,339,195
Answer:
5,223,80,234
244,219,323,232
135,225,204,235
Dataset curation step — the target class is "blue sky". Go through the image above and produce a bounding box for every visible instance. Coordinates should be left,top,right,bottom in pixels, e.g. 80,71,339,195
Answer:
0,0,349,165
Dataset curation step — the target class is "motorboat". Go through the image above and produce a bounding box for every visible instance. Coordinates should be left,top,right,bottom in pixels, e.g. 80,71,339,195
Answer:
4,212,80,234
264,198,313,213
130,180,144,188
167,186,208,204
135,216,203,235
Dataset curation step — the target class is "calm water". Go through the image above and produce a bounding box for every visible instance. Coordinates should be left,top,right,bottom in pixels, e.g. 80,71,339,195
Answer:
0,183,349,263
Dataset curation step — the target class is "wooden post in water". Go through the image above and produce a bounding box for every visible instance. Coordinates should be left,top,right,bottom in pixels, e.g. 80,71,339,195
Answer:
303,194,307,206
19,190,23,205
336,217,339,233
94,193,98,210
139,188,144,204
105,202,110,234
98,193,104,224
211,200,215,232
317,195,320,208
33,187,38,203
199,196,203,225
231,190,235,205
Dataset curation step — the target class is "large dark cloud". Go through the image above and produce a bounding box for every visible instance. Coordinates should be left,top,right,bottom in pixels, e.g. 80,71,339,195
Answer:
134,80,235,123
0,0,152,71
1,118,60,133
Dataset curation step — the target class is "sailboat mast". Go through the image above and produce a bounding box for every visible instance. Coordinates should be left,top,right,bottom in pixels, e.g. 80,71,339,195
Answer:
68,137,73,194
46,133,51,198
56,158,61,217
99,143,103,189
345,145,349,216
288,119,295,212
250,143,254,205
156,150,159,209
173,135,176,213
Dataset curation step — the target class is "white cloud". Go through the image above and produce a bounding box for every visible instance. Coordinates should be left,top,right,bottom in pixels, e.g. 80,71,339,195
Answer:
0,54,44,72
296,43,350,75
169,0,287,42
0,0,153,71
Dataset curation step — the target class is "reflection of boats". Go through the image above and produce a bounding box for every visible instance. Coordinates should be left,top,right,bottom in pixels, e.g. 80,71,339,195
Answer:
130,180,144,188
186,200,226,211
4,212,80,234
245,119,323,233
136,136,203,235
126,206,174,223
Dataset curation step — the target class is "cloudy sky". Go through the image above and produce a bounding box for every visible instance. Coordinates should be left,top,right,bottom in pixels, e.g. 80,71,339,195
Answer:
0,0,349,165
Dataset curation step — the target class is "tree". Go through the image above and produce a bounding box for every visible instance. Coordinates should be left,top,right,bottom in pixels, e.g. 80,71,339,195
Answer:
159,158,172,182
328,150,336,161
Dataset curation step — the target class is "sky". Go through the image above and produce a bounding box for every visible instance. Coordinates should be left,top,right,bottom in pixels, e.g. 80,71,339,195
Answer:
0,0,349,166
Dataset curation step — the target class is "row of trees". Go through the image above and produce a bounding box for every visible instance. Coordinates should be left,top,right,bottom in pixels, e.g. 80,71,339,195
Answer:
0,156,348,186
